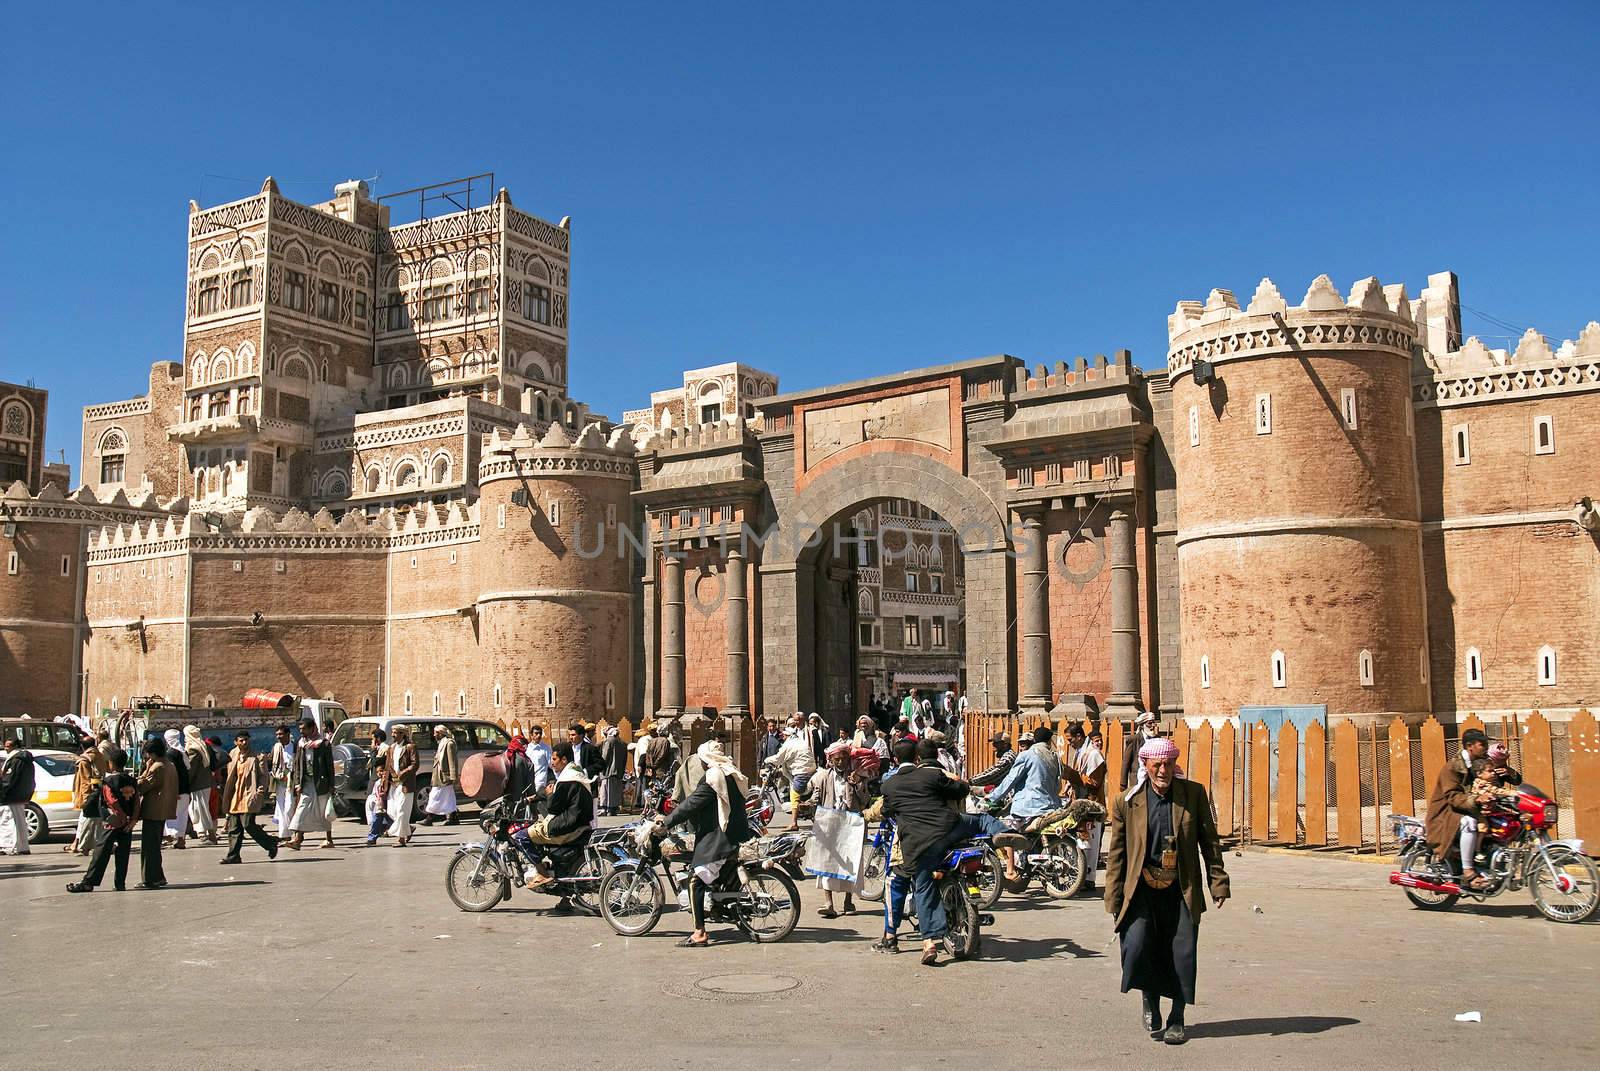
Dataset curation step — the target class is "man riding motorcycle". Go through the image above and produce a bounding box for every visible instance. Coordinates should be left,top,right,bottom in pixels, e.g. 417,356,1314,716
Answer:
987,725,1064,883
1425,728,1520,891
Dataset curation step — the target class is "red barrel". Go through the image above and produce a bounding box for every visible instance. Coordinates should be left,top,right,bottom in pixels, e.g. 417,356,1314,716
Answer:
460,752,507,801
241,688,298,710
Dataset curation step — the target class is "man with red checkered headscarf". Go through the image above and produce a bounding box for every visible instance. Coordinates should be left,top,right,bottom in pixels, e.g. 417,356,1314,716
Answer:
1104,735,1230,1046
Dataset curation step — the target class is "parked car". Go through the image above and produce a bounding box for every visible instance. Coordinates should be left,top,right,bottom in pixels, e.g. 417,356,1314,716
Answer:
330,717,511,819
22,749,81,843
99,697,349,774
1,718,85,754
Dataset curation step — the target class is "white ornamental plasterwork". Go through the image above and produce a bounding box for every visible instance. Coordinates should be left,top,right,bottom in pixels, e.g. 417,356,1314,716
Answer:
85,398,152,420
384,207,498,253
504,207,571,255
477,455,634,482
1168,318,1414,378
315,416,467,453
190,196,266,240
1412,361,1600,409
271,196,376,253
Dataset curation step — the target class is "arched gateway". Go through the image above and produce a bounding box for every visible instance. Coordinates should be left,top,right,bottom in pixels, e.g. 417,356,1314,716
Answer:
636,352,1176,727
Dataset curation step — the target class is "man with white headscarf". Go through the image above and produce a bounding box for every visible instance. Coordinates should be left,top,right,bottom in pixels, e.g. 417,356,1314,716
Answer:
183,725,218,844
806,739,871,917
1105,736,1229,1046
660,740,753,947
162,729,192,849
1121,711,1160,794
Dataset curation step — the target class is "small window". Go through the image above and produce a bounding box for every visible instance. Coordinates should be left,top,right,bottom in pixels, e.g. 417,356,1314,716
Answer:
229,272,253,307
1533,415,1554,456
523,283,551,324
1420,645,1429,684
858,623,874,648
422,284,454,323
1537,645,1557,686
930,574,943,594
493,683,502,709
361,696,373,714
403,691,413,713
196,280,220,315
385,295,410,331
204,694,216,708
1255,393,1272,435
1341,388,1358,430
1199,655,1211,689
61,556,71,576
317,281,340,321
700,403,722,424
466,277,492,315
1188,405,1200,447
497,503,507,529
1271,650,1287,689
353,291,367,321
5,551,16,576
903,617,921,648
432,692,441,715
101,455,126,484
930,617,946,647
605,503,616,526
1465,647,1483,689
458,690,467,713
1452,424,1470,465
547,499,560,527
905,572,918,593
544,682,557,709
604,683,616,711
1358,648,1374,687
284,269,307,311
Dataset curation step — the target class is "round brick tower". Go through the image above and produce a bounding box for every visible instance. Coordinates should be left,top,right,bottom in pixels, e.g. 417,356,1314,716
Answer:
475,421,637,722
1168,275,1430,722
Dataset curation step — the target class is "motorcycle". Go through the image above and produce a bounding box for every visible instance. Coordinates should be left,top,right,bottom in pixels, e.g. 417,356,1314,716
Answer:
992,800,1103,900
743,827,811,882
1389,784,1599,923
858,819,1005,910
444,802,633,915
597,822,801,941
758,763,790,826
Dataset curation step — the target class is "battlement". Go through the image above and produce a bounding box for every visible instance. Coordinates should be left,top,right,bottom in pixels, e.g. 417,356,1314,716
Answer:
1012,350,1135,395
1167,275,1417,380
637,415,755,455
2,479,180,525
477,419,637,485
1413,322,1600,409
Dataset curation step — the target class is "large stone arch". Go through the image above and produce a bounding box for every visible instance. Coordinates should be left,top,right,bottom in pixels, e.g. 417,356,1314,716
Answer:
759,450,1015,718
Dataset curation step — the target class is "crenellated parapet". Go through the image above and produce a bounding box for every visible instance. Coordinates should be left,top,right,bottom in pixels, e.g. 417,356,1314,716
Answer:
476,420,636,485
1012,350,1137,395
1,479,176,528
1167,274,1417,380
1412,322,1600,410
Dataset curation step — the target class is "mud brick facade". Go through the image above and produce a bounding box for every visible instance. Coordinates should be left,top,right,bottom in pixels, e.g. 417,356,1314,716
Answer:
1,176,1595,733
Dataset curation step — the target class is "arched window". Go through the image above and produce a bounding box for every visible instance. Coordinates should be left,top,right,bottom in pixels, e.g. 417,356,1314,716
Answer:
535,396,547,421
281,355,311,380
1270,650,1287,689
1199,655,1211,689
322,470,349,498
1537,645,1557,686
604,683,615,711
493,683,502,709
543,682,557,709
364,466,383,494
2,400,30,438
1358,649,1374,687
319,360,329,382
431,454,451,486
432,691,441,715
457,690,468,714
403,690,413,713
523,355,547,382
210,352,232,381
1465,648,1483,689
236,342,255,374
191,356,207,386
394,463,419,491
204,694,216,708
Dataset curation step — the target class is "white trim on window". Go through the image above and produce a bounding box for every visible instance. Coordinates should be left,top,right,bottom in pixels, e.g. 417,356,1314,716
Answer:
403,690,413,713
1452,423,1470,465
457,690,467,713
604,682,616,711
1199,655,1211,689
1341,387,1358,430
1533,415,1555,456
1255,393,1272,435
1270,649,1287,689
497,503,507,529
493,683,502,709
1358,648,1374,687
1537,645,1557,686
544,682,557,709
432,691,441,715
61,556,71,576
1188,405,1200,448
1465,647,1483,689
5,551,16,576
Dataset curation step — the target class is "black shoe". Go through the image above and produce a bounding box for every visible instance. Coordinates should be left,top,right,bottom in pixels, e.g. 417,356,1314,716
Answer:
1143,997,1163,1037
114,885,126,892
66,882,92,893
219,857,241,865
871,935,899,954
445,815,459,826
549,898,574,913
419,817,438,826
268,842,279,860
1162,1023,1186,1045
136,881,168,890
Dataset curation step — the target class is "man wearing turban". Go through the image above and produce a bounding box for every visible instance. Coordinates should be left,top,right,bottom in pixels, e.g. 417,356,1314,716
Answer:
1104,735,1230,1045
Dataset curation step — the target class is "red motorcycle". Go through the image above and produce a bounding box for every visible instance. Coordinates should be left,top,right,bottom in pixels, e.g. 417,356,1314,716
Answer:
1389,784,1599,923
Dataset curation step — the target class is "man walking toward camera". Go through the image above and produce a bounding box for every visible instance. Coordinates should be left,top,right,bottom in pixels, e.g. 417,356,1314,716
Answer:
220,731,278,864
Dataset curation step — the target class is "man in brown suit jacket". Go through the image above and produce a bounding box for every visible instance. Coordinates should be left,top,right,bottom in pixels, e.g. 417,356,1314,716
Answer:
1104,736,1229,1046
1425,727,1490,885
221,730,279,864
135,738,179,889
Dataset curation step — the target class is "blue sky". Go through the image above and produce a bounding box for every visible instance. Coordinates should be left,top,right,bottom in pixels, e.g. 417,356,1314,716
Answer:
3,2,1596,469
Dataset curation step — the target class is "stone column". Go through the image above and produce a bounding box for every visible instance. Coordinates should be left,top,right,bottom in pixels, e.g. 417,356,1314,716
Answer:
1018,506,1053,712
1104,506,1145,719
658,541,686,717
723,543,750,718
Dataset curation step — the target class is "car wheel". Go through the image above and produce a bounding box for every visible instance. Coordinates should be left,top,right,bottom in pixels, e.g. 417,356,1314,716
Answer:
24,804,48,843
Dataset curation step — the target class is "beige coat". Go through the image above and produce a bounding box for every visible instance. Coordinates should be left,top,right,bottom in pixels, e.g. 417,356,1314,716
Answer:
1104,778,1230,931
222,747,269,816
137,756,179,822
1425,753,1477,862
433,735,459,786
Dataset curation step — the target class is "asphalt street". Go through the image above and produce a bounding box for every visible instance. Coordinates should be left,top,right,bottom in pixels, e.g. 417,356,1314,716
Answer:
2,818,1596,1070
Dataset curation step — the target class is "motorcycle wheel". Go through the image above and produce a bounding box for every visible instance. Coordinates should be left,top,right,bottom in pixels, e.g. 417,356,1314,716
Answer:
445,846,509,912
1529,845,1600,923
941,879,982,960
971,845,1005,909
598,865,665,936
571,853,605,916
1040,838,1086,900
858,844,888,903
736,869,801,943
1399,845,1459,911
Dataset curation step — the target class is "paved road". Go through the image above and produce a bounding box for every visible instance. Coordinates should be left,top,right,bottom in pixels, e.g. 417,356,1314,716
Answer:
2,820,1596,1070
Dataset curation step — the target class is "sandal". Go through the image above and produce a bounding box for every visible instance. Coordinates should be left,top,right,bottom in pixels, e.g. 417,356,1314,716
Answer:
871,935,899,954
677,936,711,948
818,907,838,919
920,946,939,967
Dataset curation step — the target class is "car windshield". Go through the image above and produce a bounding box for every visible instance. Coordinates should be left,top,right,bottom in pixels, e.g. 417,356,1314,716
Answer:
473,725,510,749
333,722,376,747
33,755,76,777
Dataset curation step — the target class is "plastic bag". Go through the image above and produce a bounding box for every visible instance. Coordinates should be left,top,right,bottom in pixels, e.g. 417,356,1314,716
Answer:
803,807,865,882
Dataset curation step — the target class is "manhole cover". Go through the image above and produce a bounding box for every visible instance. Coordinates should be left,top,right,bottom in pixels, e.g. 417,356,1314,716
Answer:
694,973,800,995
